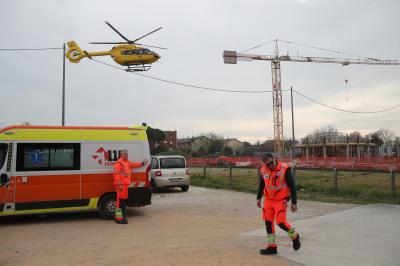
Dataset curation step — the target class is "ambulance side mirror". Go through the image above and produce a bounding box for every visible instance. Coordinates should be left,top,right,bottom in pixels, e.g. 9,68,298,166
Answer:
0,174,8,184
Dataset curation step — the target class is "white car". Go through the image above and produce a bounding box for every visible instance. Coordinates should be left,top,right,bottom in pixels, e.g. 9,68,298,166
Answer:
150,155,190,192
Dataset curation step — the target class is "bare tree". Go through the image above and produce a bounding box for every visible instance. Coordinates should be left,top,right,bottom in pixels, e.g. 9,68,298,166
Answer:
376,128,395,145
201,132,223,140
349,131,361,142
366,132,383,145
304,125,341,143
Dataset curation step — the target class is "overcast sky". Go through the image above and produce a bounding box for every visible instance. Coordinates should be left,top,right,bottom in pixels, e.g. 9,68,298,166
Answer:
1,0,399,143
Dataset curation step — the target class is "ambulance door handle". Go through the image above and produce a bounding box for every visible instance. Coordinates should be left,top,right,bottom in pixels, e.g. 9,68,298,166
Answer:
21,176,28,183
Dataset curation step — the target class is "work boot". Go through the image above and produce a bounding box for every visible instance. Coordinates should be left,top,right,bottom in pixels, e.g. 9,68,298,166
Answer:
292,234,301,251
260,247,278,255
115,218,128,224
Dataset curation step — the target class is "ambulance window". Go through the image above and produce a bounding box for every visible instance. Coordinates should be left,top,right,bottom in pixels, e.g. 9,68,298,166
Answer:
16,143,80,171
49,148,75,168
160,157,185,169
0,143,7,169
22,147,50,169
151,157,159,169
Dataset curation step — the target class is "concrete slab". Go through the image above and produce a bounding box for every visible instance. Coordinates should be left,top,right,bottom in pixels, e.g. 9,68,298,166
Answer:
241,204,400,266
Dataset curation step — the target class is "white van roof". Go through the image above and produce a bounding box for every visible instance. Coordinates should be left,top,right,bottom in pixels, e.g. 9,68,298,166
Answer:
152,155,185,159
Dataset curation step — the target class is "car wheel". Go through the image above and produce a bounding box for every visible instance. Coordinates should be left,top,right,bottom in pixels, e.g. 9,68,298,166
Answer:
181,185,189,192
151,179,159,193
98,193,117,220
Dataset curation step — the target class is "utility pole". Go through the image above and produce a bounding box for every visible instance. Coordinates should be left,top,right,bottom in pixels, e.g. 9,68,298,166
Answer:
62,43,66,126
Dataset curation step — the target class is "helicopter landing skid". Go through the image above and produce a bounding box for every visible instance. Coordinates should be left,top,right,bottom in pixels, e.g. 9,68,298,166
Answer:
125,65,152,72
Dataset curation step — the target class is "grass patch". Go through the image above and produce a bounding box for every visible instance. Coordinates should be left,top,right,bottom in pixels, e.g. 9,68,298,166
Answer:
190,167,400,204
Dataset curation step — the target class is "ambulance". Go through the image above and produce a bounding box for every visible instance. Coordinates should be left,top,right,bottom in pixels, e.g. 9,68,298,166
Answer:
0,125,152,219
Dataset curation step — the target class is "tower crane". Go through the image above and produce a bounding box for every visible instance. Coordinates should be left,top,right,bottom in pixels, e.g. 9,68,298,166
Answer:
223,39,400,153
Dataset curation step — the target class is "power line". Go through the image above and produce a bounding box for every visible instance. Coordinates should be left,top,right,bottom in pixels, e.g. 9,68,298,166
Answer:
277,39,376,59
293,89,400,114
91,58,400,114
90,58,282,93
134,72,278,93
0,47,63,51
239,39,276,53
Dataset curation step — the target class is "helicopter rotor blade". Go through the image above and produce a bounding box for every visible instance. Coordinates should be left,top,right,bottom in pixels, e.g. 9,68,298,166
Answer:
131,27,163,43
89,42,128,44
135,43,167,50
104,21,131,42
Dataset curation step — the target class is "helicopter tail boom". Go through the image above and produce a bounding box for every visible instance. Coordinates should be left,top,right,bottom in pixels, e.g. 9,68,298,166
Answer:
66,41,112,63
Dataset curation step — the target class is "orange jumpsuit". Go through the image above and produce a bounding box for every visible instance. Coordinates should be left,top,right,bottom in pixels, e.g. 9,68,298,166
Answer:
113,158,143,220
259,161,298,248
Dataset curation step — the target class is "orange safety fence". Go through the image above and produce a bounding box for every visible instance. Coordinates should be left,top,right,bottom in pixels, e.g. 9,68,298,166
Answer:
186,156,400,171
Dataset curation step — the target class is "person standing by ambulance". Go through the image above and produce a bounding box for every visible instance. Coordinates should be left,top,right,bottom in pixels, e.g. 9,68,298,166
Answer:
113,149,148,224
257,153,301,255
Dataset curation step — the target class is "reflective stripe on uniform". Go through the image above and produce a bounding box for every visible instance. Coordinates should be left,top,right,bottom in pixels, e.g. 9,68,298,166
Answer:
129,181,146,188
115,208,123,220
267,233,276,244
265,183,287,191
288,227,297,239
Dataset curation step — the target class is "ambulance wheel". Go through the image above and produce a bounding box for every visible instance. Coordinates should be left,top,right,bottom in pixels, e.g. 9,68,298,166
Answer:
98,193,117,220
181,185,189,192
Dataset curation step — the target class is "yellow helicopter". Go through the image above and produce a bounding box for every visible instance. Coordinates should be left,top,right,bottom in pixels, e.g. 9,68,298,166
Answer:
66,21,165,72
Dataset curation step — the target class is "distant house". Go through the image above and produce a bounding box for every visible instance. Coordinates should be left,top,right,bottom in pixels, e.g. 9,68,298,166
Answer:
177,136,246,155
159,130,177,150
186,136,211,152
224,138,245,155
177,136,212,153
176,138,194,150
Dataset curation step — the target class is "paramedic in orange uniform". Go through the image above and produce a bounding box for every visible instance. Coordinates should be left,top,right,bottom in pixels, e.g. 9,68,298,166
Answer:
257,153,301,255
113,149,148,224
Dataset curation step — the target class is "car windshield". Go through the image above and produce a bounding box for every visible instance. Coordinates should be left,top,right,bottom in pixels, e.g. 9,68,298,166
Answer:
0,143,8,169
160,157,185,169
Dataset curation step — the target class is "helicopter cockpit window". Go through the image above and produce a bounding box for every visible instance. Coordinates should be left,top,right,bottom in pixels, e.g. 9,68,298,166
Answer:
137,49,151,55
121,49,152,55
121,50,137,55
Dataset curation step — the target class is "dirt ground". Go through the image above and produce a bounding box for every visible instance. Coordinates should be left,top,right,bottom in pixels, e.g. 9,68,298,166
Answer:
0,186,353,266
